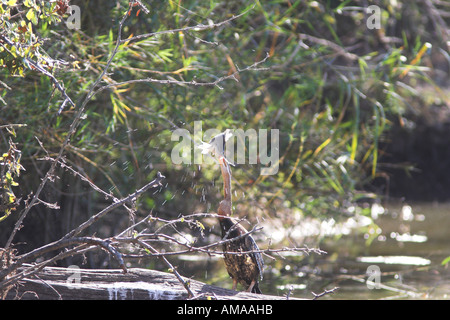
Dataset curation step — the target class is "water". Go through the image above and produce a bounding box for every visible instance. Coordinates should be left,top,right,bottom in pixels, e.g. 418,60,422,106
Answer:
176,201,450,299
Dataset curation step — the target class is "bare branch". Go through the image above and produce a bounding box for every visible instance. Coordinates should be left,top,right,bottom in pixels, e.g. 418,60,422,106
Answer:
121,4,255,44
61,172,165,240
0,124,27,129
22,57,76,114
135,239,195,298
0,237,125,289
312,287,339,300
298,33,359,60
94,52,270,93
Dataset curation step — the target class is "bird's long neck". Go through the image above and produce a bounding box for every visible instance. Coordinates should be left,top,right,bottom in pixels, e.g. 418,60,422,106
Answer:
220,157,232,201
218,156,232,217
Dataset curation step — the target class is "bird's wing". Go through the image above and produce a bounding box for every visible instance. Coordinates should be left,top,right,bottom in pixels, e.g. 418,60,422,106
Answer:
245,235,264,280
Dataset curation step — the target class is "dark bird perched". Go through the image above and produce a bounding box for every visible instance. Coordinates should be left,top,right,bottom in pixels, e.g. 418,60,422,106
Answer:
217,156,264,294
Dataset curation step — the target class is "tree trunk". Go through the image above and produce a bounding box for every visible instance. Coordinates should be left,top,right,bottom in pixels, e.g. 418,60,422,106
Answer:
5,265,298,300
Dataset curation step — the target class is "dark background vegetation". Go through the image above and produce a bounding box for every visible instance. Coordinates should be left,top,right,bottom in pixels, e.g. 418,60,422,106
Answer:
1,0,449,288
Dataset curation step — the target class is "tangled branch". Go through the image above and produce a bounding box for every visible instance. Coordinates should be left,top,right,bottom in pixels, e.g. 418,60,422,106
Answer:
0,2,324,300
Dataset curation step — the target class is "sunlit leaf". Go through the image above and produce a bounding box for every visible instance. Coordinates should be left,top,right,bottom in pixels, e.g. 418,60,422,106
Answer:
442,256,450,266
26,8,38,25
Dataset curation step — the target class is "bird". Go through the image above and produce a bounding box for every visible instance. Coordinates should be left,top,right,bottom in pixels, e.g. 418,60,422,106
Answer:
216,156,264,294
218,214,264,294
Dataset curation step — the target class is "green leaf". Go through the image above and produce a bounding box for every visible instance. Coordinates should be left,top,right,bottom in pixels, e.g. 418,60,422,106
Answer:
5,171,13,182
7,191,16,203
196,221,205,230
26,8,38,25
0,210,13,223
442,256,450,266
156,48,173,63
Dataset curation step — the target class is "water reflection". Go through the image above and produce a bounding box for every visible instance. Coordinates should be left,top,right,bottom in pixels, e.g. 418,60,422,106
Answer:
357,255,431,266
391,232,427,243
177,201,450,299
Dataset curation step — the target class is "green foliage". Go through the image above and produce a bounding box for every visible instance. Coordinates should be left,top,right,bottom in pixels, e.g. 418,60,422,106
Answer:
0,0,446,244
0,0,67,75
0,133,25,222
442,256,450,267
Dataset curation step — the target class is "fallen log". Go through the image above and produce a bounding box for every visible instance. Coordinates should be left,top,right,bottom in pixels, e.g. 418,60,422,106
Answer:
5,265,297,300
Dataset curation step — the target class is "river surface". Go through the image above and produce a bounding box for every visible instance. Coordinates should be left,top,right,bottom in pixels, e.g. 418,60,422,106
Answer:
176,201,450,299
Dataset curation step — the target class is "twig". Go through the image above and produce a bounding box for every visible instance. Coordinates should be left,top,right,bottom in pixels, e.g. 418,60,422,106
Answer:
188,292,218,300
0,237,126,289
0,124,27,129
135,239,195,298
221,217,250,241
339,274,421,298
121,242,325,259
15,237,125,272
61,172,165,240
95,52,270,92
32,275,63,300
115,228,325,259
0,171,164,290
298,33,358,61
150,212,223,234
130,0,150,14
0,78,12,90
114,211,326,258
121,4,255,44
312,287,339,300
285,285,294,300
22,57,75,114
0,244,92,289
40,155,134,216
